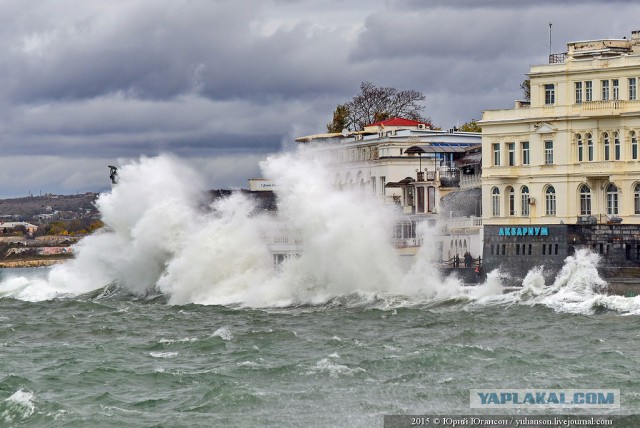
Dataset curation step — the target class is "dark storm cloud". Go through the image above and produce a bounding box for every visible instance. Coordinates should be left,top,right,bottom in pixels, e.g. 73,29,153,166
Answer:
399,0,639,9
2,0,640,197
2,0,348,105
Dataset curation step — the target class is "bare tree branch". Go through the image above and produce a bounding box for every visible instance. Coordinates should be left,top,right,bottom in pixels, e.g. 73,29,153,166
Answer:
327,82,429,132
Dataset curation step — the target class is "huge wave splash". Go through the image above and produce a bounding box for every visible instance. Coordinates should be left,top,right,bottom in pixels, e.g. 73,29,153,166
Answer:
0,152,639,314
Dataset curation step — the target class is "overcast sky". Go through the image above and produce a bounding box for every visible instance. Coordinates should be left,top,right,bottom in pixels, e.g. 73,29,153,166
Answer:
1,0,639,198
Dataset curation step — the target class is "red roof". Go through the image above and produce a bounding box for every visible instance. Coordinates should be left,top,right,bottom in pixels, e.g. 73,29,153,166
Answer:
366,117,430,128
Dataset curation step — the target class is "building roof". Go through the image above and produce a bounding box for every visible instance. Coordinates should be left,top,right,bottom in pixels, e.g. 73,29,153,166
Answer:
405,143,471,154
365,117,430,128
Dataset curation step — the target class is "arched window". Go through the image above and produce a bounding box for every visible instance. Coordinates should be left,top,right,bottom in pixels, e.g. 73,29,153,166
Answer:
632,131,638,160
521,186,530,217
492,187,500,217
606,184,619,215
603,132,610,161
577,134,583,162
635,184,640,215
586,133,594,161
614,131,621,160
579,184,591,215
507,186,515,216
545,186,556,216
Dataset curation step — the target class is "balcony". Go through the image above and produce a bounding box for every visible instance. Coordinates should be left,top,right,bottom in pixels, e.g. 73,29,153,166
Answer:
459,173,481,190
576,214,622,225
445,216,483,231
485,167,519,178
572,99,640,116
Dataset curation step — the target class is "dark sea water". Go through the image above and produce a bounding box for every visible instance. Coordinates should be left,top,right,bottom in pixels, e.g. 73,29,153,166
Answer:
1,269,639,427
2,158,640,426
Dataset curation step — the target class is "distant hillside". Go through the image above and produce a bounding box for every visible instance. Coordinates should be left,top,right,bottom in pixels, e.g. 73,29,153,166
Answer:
0,189,276,222
0,193,100,221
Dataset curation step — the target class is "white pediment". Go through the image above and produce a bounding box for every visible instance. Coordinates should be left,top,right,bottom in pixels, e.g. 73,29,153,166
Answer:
535,123,556,134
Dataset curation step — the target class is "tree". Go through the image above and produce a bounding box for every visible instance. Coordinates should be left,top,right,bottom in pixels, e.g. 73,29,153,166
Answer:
520,79,531,101
328,82,429,132
326,104,350,133
458,120,481,133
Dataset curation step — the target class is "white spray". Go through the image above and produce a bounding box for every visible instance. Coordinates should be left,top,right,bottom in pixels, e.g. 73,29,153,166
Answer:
0,150,462,306
2,149,639,313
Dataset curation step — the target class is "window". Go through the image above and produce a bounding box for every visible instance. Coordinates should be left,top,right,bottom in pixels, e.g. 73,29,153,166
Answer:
614,131,621,160
630,78,637,101
587,133,594,161
521,141,530,165
507,143,515,166
545,84,555,104
521,186,530,217
372,176,376,194
493,143,501,166
508,186,515,216
380,176,386,195
575,81,583,104
606,184,619,215
577,134,583,162
635,184,640,214
585,81,593,101
602,80,610,101
613,79,619,100
632,131,638,160
545,186,556,216
492,187,500,217
544,140,554,164
580,184,591,215
603,132,610,161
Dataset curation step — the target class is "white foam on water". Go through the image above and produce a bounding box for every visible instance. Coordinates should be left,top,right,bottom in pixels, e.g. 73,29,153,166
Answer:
310,358,366,377
472,249,640,315
0,150,638,314
0,150,459,307
1,390,35,423
212,326,233,341
149,351,179,358
158,337,198,345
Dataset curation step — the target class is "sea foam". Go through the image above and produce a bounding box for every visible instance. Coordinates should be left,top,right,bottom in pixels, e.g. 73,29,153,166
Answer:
0,151,638,314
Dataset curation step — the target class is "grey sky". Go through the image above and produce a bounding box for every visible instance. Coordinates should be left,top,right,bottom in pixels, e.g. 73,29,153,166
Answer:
1,0,639,197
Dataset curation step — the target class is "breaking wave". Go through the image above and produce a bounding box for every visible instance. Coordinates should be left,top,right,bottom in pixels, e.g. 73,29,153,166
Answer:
0,152,638,314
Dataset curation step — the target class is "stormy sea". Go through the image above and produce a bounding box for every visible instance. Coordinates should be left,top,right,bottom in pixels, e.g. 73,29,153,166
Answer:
1,154,639,427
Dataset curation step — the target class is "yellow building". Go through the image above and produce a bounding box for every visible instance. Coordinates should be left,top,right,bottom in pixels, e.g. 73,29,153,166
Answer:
480,30,640,280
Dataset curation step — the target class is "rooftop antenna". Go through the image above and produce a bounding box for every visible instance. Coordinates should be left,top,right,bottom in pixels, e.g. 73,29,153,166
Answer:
549,22,553,56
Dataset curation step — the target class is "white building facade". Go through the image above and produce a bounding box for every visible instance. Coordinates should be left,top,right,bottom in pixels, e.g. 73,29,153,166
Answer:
297,118,483,266
481,30,640,280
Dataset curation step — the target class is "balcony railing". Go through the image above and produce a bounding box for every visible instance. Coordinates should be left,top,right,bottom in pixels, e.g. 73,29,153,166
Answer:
576,214,622,225
459,174,481,190
445,216,483,230
581,100,623,110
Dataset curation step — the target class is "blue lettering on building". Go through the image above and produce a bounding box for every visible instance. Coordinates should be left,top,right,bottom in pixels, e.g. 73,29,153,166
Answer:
498,227,553,237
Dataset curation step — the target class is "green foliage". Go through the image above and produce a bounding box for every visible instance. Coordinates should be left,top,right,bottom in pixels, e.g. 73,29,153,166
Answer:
326,104,350,133
458,120,482,133
46,219,104,236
